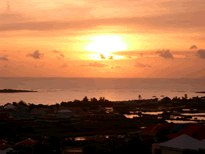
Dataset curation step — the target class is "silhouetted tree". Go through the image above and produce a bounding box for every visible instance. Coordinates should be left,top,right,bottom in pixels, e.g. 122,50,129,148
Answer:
161,97,171,101
99,97,106,102
172,96,180,101
60,101,67,107
184,94,188,99
138,95,141,100
12,102,17,106
90,97,98,103
37,104,44,109
55,103,60,109
82,96,89,103
73,99,81,107
18,100,28,107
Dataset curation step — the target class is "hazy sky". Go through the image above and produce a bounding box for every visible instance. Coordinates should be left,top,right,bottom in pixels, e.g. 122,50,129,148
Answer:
0,0,205,78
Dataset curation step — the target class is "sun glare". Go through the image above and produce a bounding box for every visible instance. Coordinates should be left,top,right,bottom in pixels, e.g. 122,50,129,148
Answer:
85,35,127,58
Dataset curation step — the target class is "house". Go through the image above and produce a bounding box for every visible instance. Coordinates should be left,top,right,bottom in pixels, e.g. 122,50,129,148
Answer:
41,108,55,115
55,113,76,119
10,111,33,121
4,103,15,110
141,124,174,136
198,139,205,149
15,138,37,147
58,109,72,113
16,104,29,109
0,113,10,124
166,124,204,139
170,124,186,134
30,109,46,118
191,125,205,140
56,109,77,119
37,115,59,122
152,143,163,154
158,134,200,154
0,147,13,154
63,147,83,154
0,139,9,150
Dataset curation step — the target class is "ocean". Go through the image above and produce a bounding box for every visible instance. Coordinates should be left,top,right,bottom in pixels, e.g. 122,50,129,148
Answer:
0,77,205,105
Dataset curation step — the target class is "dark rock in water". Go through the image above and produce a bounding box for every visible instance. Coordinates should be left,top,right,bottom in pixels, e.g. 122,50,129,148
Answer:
0,89,37,93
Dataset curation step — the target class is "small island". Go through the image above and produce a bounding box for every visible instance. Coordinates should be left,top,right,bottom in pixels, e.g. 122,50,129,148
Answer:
195,91,205,93
0,89,37,93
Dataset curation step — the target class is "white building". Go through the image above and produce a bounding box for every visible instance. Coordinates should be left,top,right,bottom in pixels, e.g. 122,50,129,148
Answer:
4,103,15,109
158,134,200,154
0,147,13,154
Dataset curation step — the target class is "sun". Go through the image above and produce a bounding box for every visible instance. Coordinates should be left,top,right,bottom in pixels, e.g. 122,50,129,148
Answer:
85,35,127,57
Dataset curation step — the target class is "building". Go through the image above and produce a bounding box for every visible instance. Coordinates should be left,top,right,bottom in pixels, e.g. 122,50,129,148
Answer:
0,147,13,154
158,134,200,154
37,115,59,122
4,103,15,110
15,138,38,147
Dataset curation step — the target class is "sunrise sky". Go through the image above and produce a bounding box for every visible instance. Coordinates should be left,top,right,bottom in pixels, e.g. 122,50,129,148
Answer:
0,0,205,78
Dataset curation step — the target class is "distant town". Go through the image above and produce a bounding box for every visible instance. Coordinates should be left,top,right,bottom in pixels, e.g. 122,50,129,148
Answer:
1,94,205,154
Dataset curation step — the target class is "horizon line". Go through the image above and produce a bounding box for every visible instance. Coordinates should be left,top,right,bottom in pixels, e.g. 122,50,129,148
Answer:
0,77,205,79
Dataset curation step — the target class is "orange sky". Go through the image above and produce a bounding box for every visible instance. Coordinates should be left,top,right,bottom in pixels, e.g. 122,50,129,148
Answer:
0,0,205,78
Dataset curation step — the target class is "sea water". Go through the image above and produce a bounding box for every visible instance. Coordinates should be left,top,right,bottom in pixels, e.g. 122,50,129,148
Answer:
0,77,205,105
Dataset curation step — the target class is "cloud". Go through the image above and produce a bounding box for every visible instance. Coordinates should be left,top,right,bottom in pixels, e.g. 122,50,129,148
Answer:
34,64,44,68
26,50,44,59
89,62,108,67
53,50,65,60
61,64,68,68
111,51,145,57
196,49,205,59
60,54,65,58
190,45,198,49
111,65,121,69
108,55,113,59
135,62,151,68
3,50,6,52
53,50,61,53
0,55,9,61
1,10,205,33
4,64,7,68
156,49,174,59
99,53,106,59
79,64,87,67
0,12,29,24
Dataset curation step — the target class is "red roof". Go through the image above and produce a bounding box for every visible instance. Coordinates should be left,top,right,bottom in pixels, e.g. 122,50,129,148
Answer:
0,139,10,150
142,123,174,133
152,124,174,132
166,124,204,139
191,126,205,140
0,139,7,144
15,138,37,146
141,124,157,132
